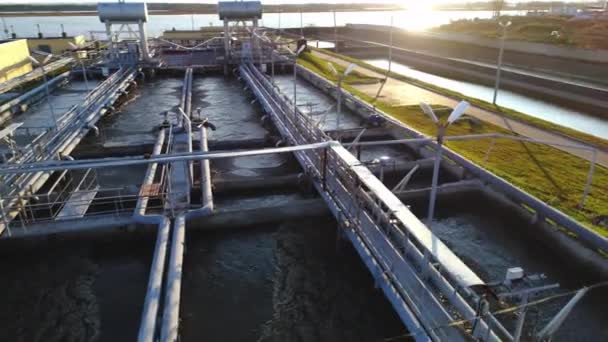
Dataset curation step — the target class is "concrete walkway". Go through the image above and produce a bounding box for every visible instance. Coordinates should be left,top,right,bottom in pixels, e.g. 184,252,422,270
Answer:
312,50,608,168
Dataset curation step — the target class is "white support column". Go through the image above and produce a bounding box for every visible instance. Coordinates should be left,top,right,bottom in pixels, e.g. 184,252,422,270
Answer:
105,21,114,59
223,20,230,75
138,20,150,61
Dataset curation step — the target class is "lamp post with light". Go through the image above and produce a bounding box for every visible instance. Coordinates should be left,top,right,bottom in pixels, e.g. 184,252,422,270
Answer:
68,42,90,92
28,53,58,129
420,100,470,227
327,62,356,134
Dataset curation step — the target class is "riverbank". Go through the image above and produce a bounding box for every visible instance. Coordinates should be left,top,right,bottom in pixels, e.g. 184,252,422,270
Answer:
297,50,608,237
434,15,608,50
312,47,608,151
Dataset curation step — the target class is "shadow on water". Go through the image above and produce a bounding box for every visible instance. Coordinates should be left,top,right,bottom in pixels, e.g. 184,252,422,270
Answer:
183,74,405,341
406,191,608,340
0,234,154,342
180,219,405,342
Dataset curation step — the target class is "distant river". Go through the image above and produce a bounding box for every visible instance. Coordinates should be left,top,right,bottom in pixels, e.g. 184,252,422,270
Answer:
0,10,527,39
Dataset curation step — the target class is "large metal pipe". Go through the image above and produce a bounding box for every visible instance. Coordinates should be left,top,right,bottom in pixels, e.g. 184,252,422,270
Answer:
133,129,166,224
161,213,186,342
138,20,151,61
137,217,170,342
199,126,213,211
0,142,334,175
134,129,170,342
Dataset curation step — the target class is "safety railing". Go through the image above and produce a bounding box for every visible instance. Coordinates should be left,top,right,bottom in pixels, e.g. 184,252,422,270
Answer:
240,61,504,341
0,67,138,234
0,171,168,229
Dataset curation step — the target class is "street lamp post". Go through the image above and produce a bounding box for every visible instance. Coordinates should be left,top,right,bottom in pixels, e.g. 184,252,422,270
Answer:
420,100,470,227
292,45,307,123
492,21,511,105
300,9,303,37
379,155,391,182
68,42,89,92
374,15,394,102
327,62,356,135
28,54,58,130
333,10,338,53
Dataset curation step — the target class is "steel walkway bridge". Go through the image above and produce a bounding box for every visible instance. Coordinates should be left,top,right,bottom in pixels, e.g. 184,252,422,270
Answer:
0,67,138,235
237,61,508,341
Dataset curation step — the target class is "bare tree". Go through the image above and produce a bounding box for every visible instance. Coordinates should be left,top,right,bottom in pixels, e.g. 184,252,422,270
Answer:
493,0,505,19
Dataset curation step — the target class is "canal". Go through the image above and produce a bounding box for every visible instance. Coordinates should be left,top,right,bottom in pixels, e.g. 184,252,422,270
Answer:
364,58,608,139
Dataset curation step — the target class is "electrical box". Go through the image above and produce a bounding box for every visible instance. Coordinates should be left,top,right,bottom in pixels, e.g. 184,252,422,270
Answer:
506,267,524,281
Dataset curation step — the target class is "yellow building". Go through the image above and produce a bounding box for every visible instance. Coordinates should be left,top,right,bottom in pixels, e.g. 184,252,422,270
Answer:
0,39,33,83
26,35,86,55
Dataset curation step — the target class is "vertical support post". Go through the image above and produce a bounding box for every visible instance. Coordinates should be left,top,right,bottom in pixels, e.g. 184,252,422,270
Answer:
333,10,338,53
300,9,303,37
513,293,529,342
336,78,343,136
373,16,393,102
0,196,11,237
493,24,508,105
223,20,230,75
387,16,394,72
427,128,444,227
105,21,114,59
270,50,275,83
40,64,58,130
293,62,298,122
579,149,597,208
138,19,150,61
81,60,90,92
322,147,328,191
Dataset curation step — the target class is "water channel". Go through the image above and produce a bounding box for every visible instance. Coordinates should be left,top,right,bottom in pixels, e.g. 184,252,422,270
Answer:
364,58,608,139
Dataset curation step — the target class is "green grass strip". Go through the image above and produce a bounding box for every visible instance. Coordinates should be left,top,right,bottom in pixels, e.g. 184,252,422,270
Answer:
310,47,608,151
298,50,608,237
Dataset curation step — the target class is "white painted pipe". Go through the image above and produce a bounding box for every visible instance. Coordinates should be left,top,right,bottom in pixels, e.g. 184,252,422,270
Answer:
133,129,166,225
137,216,170,342
199,125,213,211
135,128,171,342
161,213,186,342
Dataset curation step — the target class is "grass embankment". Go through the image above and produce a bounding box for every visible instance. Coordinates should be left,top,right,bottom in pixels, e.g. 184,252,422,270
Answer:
298,51,608,240
312,47,608,151
434,15,608,50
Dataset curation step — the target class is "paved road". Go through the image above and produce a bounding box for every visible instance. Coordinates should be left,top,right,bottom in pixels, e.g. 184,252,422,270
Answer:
312,50,608,168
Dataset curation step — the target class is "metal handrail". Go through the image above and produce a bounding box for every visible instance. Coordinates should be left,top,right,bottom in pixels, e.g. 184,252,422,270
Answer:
240,62,501,340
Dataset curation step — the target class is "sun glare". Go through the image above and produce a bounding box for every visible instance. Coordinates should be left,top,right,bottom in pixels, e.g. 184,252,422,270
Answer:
405,1,435,12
